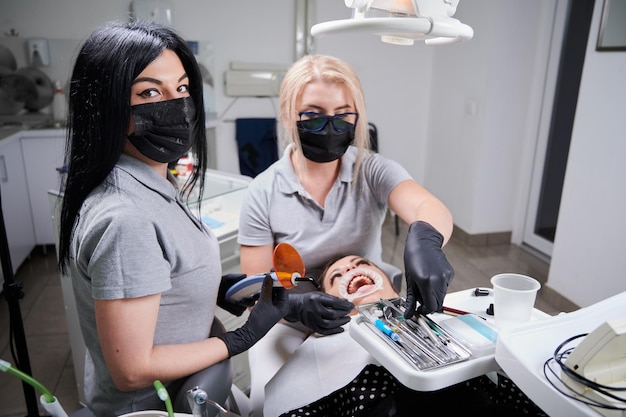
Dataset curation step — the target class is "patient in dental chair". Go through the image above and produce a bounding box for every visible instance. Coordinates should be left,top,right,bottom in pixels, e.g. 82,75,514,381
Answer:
263,255,547,417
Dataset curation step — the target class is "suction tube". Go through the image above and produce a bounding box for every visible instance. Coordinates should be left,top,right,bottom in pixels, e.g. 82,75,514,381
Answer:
0,359,69,417
153,380,174,417
0,358,55,402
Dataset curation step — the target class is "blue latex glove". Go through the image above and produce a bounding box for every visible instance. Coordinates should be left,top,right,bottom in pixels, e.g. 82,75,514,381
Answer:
217,274,289,357
284,292,354,335
404,221,454,318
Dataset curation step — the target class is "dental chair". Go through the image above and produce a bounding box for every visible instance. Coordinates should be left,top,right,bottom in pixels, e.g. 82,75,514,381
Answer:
380,262,403,294
172,319,250,417
369,122,401,237
69,318,249,417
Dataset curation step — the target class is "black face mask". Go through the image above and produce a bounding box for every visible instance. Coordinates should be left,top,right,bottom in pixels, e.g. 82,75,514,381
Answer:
297,122,354,163
127,96,196,163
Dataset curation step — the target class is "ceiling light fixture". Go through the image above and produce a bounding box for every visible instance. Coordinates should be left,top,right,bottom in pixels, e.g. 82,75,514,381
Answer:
311,0,473,46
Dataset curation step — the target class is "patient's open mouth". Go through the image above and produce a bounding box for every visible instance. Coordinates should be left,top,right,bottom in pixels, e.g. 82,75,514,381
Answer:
339,267,383,301
347,274,375,294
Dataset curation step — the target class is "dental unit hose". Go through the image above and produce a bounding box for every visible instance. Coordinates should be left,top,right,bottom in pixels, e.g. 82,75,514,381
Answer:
153,380,174,417
1,358,68,417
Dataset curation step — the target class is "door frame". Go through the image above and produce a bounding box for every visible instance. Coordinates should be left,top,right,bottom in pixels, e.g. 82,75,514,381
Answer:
512,0,569,256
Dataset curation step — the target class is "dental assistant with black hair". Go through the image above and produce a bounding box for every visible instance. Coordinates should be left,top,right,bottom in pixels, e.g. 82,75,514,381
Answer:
56,20,289,417
238,54,455,416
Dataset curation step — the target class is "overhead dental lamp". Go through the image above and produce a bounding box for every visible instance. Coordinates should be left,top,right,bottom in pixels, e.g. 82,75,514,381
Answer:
310,0,473,46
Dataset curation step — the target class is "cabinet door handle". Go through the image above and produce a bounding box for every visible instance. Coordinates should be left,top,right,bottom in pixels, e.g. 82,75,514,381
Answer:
0,155,7,183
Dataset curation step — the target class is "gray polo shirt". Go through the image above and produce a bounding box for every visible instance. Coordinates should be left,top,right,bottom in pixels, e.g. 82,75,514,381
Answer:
238,145,411,282
69,154,221,416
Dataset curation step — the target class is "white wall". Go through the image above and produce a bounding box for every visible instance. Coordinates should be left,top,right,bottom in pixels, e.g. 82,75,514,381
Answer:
2,0,625,307
426,0,556,234
0,0,432,181
547,0,626,307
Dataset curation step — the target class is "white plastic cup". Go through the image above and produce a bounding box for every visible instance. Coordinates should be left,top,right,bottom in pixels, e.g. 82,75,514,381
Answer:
490,273,541,327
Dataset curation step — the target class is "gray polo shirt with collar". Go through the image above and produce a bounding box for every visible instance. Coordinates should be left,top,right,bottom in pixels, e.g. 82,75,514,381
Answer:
238,145,411,282
69,154,221,416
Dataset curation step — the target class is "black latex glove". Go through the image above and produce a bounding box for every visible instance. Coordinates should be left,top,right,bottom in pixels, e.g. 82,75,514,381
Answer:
217,273,259,316
217,274,289,357
284,292,354,335
404,221,454,318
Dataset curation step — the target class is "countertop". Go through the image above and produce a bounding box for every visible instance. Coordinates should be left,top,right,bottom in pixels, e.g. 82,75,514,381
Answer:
0,126,24,141
0,114,65,141
0,126,65,142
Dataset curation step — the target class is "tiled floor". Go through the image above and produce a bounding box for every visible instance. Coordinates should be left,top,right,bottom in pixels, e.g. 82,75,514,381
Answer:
0,215,578,417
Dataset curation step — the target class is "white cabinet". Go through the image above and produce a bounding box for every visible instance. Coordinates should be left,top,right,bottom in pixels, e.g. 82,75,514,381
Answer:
0,135,36,275
21,130,65,245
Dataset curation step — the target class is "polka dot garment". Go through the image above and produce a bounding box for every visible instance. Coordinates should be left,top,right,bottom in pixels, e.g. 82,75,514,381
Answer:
279,365,548,417
280,364,402,417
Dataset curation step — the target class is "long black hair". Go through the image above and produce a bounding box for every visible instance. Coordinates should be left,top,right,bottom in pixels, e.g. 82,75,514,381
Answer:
58,20,208,273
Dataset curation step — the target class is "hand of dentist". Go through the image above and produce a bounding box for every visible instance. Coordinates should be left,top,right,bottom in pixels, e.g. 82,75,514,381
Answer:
218,275,289,357
217,273,259,316
285,292,354,335
404,221,454,318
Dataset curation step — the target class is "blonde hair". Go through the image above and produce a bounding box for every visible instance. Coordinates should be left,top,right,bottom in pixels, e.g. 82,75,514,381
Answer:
278,55,371,182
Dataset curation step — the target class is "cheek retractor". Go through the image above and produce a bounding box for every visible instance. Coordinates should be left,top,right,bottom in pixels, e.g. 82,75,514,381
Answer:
338,267,383,301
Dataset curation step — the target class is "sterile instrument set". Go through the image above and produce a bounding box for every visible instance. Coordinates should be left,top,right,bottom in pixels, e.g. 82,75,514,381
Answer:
358,297,470,370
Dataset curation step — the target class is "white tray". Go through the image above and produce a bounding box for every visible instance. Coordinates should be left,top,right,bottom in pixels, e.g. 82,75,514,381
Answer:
349,288,551,391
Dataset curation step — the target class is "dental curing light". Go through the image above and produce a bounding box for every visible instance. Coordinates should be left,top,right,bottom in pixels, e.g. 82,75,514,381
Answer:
311,0,473,45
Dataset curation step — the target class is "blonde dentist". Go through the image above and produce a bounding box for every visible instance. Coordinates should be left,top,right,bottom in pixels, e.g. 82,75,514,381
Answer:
238,54,454,416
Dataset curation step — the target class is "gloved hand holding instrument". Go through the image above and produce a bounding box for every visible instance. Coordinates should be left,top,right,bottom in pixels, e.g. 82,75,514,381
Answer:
403,221,454,318
224,243,354,335
218,274,289,357
224,243,320,305
273,243,354,335
284,292,354,335
272,243,353,334
217,273,259,316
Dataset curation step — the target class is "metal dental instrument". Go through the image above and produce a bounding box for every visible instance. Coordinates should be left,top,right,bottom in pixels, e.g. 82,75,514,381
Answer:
387,313,448,364
360,298,471,370
371,306,434,368
186,386,237,417
379,297,450,348
362,309,400,342
379,302,447,364
418,315,444,347
379,298,460,364
379,297,407,318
